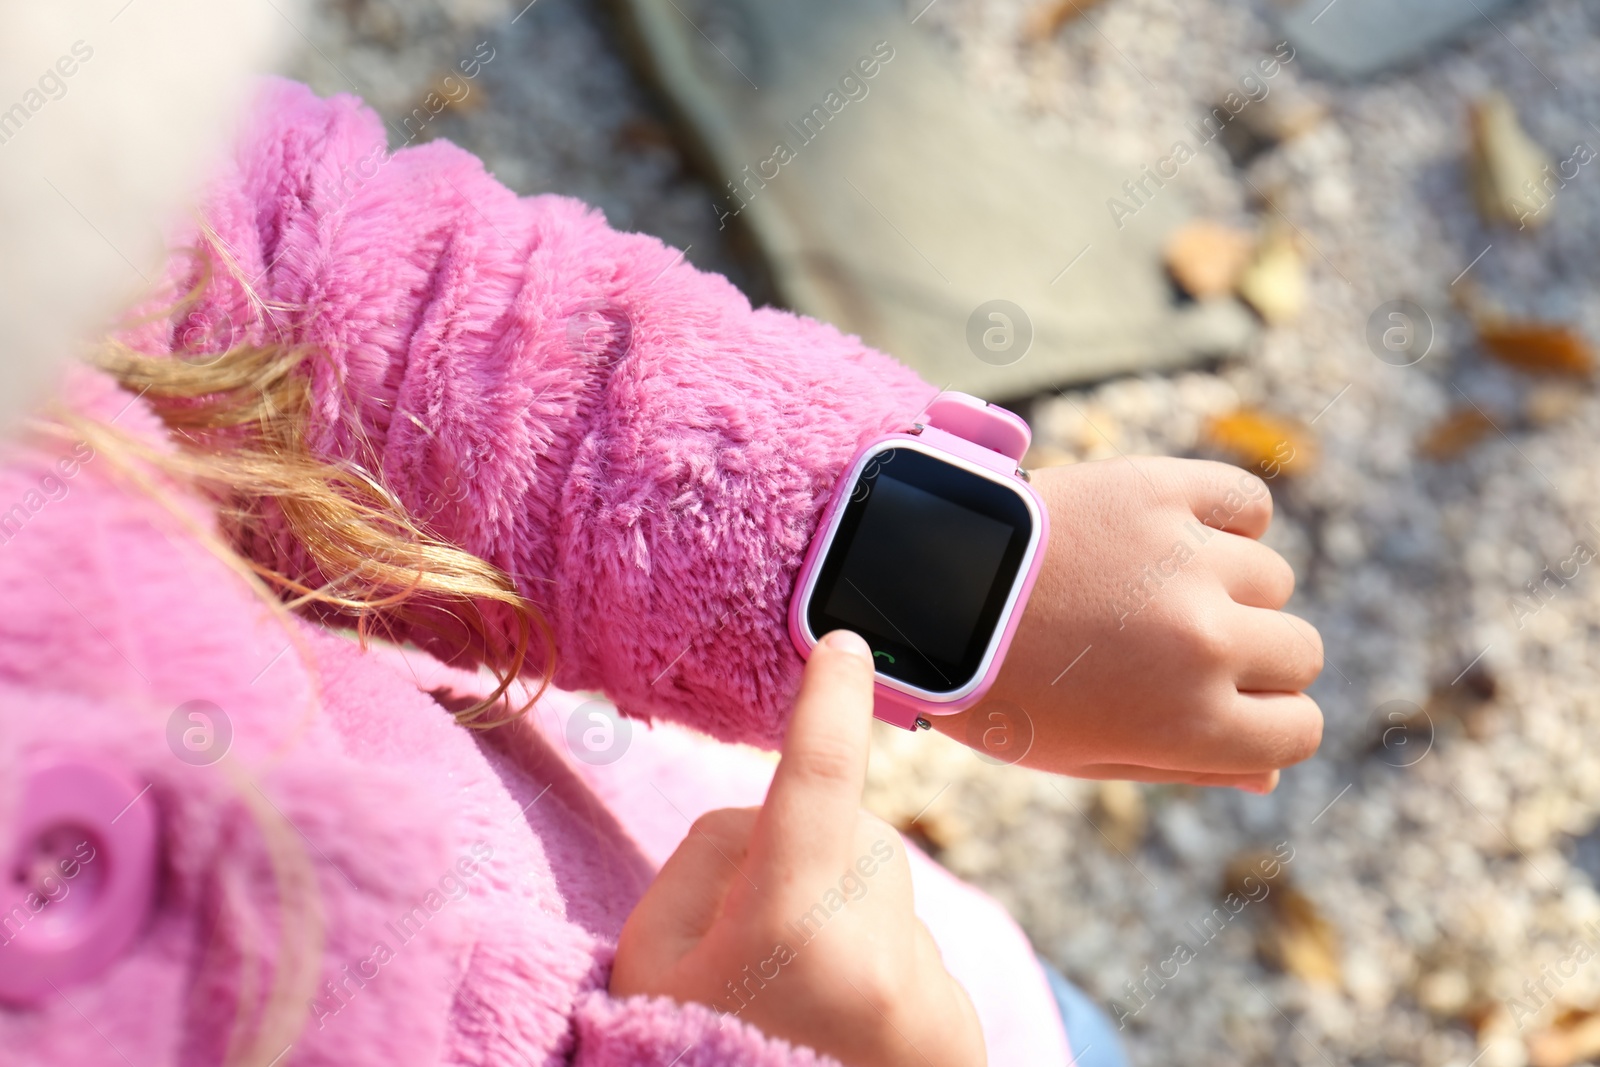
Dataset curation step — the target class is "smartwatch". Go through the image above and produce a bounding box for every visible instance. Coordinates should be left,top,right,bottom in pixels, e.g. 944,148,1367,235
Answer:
788,392,1050,730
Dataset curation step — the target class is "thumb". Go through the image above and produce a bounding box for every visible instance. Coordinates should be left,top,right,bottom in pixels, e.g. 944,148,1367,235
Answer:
750,630,877,877
614,807,760,990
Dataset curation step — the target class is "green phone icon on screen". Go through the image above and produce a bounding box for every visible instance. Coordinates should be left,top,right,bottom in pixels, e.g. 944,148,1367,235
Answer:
873,650,895,664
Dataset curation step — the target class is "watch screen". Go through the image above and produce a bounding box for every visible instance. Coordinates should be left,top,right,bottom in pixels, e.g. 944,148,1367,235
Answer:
806,446,1034,694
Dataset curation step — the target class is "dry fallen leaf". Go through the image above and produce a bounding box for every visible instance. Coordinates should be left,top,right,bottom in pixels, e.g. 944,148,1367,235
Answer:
1479,320,1596,377
1236,225,1306,324
1256,97,1329,143
1416,970,1474,1018
1093,781,1147,854
1220,850,1342,986
430,71,488,116
1258,886,1342,986
1021,0,1110,42
1469,92,1554,230
1529,1008,1600,1067
1203,409,1317,478
1419,408,1497,461
1164,221,1256,300
1526,383,1588,426
1222,848,1291,898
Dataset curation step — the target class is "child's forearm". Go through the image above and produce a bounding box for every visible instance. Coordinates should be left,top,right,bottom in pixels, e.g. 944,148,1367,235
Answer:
145,78,934,746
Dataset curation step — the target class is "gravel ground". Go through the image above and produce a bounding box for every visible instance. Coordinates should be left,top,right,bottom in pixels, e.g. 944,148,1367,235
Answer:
288,2,1600,1064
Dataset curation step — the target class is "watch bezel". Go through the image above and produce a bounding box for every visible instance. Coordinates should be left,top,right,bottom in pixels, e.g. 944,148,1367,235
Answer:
794,437,1044,705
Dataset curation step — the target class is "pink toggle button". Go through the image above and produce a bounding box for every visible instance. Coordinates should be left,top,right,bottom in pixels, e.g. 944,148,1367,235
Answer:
0,756,158,1005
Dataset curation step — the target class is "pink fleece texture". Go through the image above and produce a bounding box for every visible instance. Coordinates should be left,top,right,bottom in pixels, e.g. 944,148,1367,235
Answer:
0,372,846,1066
126,77,935,750
0,79,1073,1065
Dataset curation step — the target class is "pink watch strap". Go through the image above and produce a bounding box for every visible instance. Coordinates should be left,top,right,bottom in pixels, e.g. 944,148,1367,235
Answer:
873,393,1037,731
874,687,935,731
787,392,1048,733
920,393,1031,465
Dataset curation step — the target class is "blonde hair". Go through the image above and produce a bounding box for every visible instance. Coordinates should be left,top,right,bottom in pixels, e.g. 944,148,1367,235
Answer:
44,246,552,1066
89,247,553,728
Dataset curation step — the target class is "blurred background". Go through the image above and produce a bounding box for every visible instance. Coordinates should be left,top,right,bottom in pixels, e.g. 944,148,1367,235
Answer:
284,2,1600,1064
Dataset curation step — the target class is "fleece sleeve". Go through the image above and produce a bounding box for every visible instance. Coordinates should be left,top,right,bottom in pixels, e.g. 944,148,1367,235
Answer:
138,78,936,748
568,992,842,1067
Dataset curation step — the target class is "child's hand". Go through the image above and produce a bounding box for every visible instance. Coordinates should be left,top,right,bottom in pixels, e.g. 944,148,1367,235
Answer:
611,631,986,1067
937,457,1324,793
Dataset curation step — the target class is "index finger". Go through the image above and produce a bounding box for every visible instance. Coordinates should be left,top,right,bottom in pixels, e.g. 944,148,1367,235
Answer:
750,630,877,877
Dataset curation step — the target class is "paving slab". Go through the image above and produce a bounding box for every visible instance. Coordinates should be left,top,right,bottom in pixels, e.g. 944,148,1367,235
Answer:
614,0,1254,397
1281,0,1526,80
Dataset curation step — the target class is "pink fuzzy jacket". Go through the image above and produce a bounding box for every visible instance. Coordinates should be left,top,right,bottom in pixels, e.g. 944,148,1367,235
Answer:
0,80,1070,1065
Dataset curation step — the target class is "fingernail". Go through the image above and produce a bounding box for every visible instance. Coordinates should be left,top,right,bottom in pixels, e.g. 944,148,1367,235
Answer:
822,630,872,662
